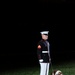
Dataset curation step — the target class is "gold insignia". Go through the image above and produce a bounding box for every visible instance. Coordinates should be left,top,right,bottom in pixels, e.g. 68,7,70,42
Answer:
37,45,41,49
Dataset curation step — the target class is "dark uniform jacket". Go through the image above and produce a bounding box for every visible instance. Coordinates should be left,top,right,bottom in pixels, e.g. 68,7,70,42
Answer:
37,39,51,63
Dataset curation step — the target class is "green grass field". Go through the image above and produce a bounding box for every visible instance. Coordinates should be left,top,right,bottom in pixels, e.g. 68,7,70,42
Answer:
0,60,75,75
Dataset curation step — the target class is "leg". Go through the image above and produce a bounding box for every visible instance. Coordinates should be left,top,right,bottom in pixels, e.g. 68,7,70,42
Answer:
47,63,50,75
40,63,48,75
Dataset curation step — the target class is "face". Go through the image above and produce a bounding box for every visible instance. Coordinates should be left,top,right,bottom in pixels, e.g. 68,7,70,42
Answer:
41,34,48,40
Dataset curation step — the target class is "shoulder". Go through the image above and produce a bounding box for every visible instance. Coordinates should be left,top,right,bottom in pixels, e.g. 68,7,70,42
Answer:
37,40,43,49
37,40,44,45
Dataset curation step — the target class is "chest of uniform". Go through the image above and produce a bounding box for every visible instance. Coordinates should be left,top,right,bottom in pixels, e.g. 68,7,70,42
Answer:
42,42,48,51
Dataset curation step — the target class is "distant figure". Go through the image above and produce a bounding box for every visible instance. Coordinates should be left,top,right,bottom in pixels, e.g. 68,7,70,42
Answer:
37,31,51,75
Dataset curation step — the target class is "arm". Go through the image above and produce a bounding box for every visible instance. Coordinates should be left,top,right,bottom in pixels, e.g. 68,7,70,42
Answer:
37,42,43,63
49,43,51,62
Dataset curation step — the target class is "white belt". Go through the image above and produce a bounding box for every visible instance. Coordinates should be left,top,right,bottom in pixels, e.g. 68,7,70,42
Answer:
42,51,49,53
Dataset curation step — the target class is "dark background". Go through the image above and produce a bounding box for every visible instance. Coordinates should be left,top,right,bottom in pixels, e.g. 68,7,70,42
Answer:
0,0,75,71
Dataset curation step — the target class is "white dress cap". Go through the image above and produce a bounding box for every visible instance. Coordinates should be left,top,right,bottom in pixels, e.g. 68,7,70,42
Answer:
40,31,49,34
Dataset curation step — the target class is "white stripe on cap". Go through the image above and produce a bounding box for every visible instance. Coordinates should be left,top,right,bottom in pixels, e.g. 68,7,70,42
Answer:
40,31,49,34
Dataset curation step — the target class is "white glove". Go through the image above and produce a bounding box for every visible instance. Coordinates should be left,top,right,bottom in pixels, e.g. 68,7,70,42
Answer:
39,59,43,63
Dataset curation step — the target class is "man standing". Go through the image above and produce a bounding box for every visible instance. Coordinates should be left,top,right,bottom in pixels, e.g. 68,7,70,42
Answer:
37,31,51,75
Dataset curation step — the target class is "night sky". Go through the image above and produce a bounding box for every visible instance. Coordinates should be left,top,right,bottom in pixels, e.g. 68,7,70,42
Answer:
0,0,75,71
